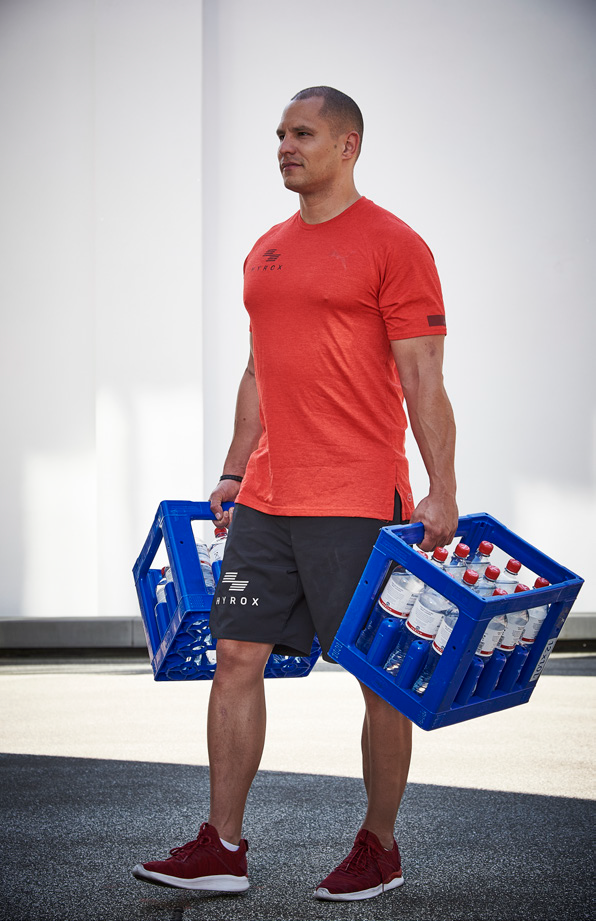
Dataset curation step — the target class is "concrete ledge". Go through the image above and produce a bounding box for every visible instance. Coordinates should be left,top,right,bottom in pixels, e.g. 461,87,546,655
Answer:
0,613,594,650
0,617,147,649
557,612,596,641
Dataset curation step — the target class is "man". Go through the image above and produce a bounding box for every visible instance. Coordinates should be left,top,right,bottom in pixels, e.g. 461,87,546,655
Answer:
133,86,458,901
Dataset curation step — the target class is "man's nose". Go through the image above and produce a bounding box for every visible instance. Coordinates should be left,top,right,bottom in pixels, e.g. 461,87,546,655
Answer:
278,135,296,157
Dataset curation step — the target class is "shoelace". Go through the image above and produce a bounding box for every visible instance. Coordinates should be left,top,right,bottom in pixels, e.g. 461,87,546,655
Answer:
342,839,380,875
169,824,213,861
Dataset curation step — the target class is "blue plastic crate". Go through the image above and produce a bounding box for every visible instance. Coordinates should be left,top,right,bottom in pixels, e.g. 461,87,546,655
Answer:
329,513,583,730
133,500,321,680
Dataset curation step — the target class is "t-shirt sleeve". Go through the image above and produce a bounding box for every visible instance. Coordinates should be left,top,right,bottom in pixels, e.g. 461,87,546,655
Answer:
377,228,447,339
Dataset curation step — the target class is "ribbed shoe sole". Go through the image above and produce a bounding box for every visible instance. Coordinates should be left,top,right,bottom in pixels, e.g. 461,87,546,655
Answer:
132,864,249,892
315,874,404,902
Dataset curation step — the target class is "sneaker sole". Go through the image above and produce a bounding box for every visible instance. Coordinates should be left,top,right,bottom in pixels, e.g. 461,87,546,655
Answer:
132,864,249,892
315,874,404,902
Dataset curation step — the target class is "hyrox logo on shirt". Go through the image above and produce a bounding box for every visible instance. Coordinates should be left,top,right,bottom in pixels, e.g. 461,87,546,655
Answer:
216,572,259,606
250,249,284,272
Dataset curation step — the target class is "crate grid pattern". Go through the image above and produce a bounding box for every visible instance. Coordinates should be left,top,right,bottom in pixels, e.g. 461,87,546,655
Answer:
329,513,583,730
133,501,321,681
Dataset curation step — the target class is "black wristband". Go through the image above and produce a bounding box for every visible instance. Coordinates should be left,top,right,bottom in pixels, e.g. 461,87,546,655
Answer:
220,474,243,483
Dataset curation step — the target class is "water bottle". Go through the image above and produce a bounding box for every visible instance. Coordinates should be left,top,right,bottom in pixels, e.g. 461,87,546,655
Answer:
520,577,551,646
356,564,424,654
456,587,508,700
430,546,448,568
496,583,530,655
155,566,176,635
209,527,228,583
196,539,217,593
384,581,457,676
476,590,508,656
495,558,522,593
443,543,471,581
412,569,479,694
475,564,501,597
467,540,494,576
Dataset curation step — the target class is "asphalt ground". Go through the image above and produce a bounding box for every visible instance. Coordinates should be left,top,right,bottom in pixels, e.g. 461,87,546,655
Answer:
0,651,594,921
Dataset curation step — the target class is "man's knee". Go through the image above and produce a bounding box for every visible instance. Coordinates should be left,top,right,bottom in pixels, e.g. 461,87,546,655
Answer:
214,638,273,681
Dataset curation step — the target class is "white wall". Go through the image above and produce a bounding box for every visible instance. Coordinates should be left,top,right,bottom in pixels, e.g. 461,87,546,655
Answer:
1,0,203,619
1,0,594,621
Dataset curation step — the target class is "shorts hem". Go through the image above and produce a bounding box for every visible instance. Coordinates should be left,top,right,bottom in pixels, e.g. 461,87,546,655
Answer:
211,631,313,660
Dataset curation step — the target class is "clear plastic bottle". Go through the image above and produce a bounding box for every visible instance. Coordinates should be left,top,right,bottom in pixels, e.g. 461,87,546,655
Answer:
520,577,551,646
443,543,471,582
475,564,501,598
496,583,530,655
195,539,217,593
467,540,494,577
155,570,167,607
154,566,174,635
430,546,449,568
412,569,479,694
495,558,522,594
209,527,228,583
384,581,457,676
356,565,424,654
475,588,508,658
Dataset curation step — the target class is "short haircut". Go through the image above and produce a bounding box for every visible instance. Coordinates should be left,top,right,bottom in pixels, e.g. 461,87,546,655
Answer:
290,86,364,157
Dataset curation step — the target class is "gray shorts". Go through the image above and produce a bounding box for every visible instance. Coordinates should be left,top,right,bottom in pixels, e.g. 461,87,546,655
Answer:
209,494,405,662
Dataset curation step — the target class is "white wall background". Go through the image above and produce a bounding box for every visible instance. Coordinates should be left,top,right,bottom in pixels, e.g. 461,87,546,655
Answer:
1,0,594,621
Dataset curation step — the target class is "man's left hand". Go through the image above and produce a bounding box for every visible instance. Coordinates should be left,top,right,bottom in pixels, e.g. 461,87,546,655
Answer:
409,493,459,552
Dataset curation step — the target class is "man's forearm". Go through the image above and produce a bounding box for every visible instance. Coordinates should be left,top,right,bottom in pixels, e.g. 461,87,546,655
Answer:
406,380,457,498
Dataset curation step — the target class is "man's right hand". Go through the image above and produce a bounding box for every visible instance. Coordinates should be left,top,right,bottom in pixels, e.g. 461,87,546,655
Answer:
209,478,243,527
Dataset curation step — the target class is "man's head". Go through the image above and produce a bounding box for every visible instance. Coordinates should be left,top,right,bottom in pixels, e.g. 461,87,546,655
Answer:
276,87,363,196
289,86,364,160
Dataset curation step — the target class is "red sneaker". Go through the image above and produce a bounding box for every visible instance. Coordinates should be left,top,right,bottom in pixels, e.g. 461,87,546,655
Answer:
132,822,249,892
315,828,404,901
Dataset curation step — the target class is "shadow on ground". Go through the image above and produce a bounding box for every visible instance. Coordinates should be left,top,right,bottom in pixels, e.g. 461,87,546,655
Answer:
1,753,594,921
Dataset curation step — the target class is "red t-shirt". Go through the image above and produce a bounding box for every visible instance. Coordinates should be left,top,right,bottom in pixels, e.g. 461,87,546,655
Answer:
236,197,446,519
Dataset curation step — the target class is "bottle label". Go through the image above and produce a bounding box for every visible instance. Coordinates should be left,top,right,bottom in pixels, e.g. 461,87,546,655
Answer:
498,620,526,652
379,577,418,617
431,617,455,655
521,609,547,644
405,599,444,640
210,543,226,564
476,621,506,657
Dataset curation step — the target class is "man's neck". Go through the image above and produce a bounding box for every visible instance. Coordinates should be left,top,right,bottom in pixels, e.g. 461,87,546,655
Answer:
299,186,362,225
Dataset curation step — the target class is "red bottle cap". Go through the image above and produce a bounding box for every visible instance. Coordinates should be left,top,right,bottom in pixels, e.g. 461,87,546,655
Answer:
416,549,429,558
534,577,550,589
478,540,494,555
454,543,470,559
432,546,448,562
505,559,522,574
463,569,479,585
484,564,501,581
514,583,530,593
492,587,508,596
214,527,228,538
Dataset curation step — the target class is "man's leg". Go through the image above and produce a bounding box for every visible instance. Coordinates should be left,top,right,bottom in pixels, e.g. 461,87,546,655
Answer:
207,638,274,844
359,681,412,849
315,681,410,900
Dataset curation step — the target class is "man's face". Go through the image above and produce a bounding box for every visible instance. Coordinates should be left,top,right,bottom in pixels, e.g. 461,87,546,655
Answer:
276,96,345,195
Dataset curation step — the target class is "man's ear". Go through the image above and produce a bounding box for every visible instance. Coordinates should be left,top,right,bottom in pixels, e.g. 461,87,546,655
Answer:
342,130,360,161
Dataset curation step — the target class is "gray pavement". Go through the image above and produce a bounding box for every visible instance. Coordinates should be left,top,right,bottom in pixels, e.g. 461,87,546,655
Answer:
0,651,595,921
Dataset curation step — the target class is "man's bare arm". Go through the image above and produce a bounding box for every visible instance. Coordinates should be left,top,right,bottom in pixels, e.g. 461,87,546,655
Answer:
209,338,262,526
391,336,458,551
